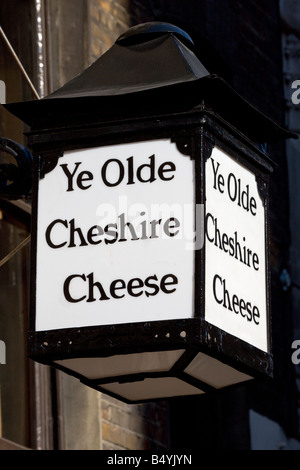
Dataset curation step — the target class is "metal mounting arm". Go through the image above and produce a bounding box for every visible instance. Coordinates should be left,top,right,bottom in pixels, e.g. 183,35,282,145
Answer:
0,137,33,199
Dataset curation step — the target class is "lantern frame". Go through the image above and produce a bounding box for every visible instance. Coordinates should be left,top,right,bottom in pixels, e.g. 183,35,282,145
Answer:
4,21,291,403
26,107,273,403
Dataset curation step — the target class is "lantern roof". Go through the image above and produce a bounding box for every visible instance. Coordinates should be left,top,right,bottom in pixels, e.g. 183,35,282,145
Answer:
4,22,296,142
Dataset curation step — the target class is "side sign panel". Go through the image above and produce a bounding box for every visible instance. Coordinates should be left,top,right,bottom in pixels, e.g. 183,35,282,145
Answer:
205,147,268,352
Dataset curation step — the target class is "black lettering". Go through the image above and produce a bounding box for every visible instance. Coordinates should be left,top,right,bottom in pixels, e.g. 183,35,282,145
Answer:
252,306,260,325
232,294,239,314
136,154,156,183
228,236,235,257
160,274,178,293
213,274,223,305
127,278,144,297
101,159,124,187
218,173,225,193
127,156,134,185
205,213,215,243
250,197,257,216
237,178,241,206
222,278,232,311
234,231,242,262
252,252,259,270
240,298,246,317
150,219,162,239
60,162,82,192
87,225,103,245
86,272,110,302
63,273,178,303
118,213,139,241
205,215,260,270
241,184,249,211
110,279,126,299
211,158,220,190
163,217,180,237
140,212,148,240
246,302,252,322
68,218,88,247
212,274,260,325
77,170,93,190
45,219,68,248
227,173,237,202
158,161,176,181
104,223,118,244
144,275,160,297
214,218,222,249
63,274,86,302
222,232,229,252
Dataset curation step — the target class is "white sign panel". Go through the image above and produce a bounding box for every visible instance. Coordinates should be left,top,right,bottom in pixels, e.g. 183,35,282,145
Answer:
35,139,195,331
205,147,268,352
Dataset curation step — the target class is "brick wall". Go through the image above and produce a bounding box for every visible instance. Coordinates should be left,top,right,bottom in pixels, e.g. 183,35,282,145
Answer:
130,0,284,124
101,396,169,450
43,0,297,448
85,1,170,451
128,0,296,443
88,0,131,61
281,0,300,435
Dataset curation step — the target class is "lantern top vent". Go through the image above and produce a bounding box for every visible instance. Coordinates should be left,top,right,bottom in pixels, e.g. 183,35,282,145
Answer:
115,21,195,48
41,21,208,101
3,22,296,142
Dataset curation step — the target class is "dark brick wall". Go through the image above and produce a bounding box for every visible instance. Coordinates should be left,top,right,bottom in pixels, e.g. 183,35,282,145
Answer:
128,0,297,445
1,0,296,450
130,0,285,124
88,0,170,451
89,0,131,61
101,396,170,450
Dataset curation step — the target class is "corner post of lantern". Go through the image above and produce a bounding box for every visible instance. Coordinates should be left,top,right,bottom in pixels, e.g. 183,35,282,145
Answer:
3,22,297,403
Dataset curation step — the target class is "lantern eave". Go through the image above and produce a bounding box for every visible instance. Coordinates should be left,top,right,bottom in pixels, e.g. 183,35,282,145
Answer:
2,21,296,142
4,75,296,144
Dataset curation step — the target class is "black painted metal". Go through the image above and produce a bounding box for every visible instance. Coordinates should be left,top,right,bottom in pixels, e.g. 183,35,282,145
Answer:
4,23,295,143
116,21,195,48
0,137,32,199
2,22,285,403
25,110,274,402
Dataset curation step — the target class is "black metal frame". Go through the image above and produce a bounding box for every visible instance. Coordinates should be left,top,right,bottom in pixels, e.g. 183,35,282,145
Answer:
0,137,33,199
27,106,273,403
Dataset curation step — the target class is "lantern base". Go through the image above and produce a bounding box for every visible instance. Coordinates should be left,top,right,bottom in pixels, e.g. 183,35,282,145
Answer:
28,318,272,403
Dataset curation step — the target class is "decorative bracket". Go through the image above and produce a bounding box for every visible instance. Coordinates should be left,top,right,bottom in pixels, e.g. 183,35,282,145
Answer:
0,137,33,199
39,149,64,179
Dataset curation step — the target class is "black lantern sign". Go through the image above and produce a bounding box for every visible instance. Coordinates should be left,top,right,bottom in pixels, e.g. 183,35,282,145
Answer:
4,23,295,403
